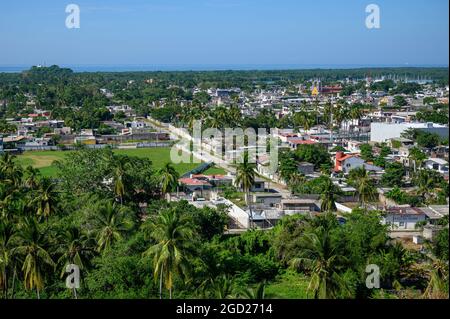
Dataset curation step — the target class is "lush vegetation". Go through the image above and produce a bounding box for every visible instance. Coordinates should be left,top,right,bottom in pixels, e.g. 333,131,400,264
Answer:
1,149,448,299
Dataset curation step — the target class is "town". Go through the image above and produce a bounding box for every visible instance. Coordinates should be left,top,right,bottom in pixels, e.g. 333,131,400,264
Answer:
0,65,448,300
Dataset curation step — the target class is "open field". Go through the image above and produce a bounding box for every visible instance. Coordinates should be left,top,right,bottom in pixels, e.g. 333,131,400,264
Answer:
265,271,310,299
14,148,226,177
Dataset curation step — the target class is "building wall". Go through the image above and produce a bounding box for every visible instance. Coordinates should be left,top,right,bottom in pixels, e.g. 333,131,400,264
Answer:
371,123,449,143
383,214,426,230
342,157,365,173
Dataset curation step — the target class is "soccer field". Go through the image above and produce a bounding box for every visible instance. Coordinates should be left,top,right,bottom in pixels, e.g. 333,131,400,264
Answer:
14,148,225,177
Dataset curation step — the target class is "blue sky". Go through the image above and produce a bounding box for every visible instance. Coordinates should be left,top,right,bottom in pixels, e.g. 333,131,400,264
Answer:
0,0,448,67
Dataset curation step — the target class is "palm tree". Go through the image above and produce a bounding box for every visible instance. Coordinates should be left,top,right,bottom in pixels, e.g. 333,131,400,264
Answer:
31,177,58,218
278,154,298,184
288,173,307,188
349,167,378,208
289,220,349,299
0,153,23,188
319,176,340,212
113,160,126,205
228,105,242,128
414,169,443,203
0,153,16,175
23,166,40,190
92,201,133,253
0,219,16,298
349,106,362,134
240,281,266,299
408,147,426,174
294,110,315,132
143,208,194,299
157,163,180,200
12,217,55,299
112,155,138,205
56,226,95,299
234,152,257,228
203,275,237,299
420,236,449,301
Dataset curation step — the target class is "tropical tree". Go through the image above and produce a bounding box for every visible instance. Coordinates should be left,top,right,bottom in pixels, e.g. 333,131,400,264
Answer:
240,281,266,299
413,169,445,203
203,275,238,299
143,208,195,299
0,153,23,188
23,166,40,190
234,152,257,228
31,177,59,219
157,163,179,200
278,152,298,183
112,156,129,205
56,226,95,298
92,201,133,253
12,217,55,299
348,167,378,208
289,218,349,299
0,219,16,298
408,147,427,174
422,258,449,299
319,176,340,212
294,110,315,132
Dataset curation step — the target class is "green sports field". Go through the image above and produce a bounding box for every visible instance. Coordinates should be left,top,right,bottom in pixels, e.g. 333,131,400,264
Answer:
14,148,226,177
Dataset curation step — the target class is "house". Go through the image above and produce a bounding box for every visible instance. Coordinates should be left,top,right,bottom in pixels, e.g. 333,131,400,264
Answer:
417,205,449,225
190,174,233,188
288,138,316,150
22,137,51,148
424,158,449,174
250,178,266,192
277,198,321,214
17,123,36,136
74,135,96,145
277,132,299,143
125,120,148,129
54,127,72,135
334,151,383,174
178,178,212,200
346,140,362,153
252,192,283,207
371,122,449,143
389,138,414,149
382,206,427,230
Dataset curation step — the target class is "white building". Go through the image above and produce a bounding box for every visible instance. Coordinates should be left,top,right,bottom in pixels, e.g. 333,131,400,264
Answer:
335,152,383,174
382,207,427,230
424,158,449,174
370,122,449,143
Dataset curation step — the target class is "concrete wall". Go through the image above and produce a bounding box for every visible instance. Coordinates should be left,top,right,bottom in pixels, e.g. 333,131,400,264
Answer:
220,198,250,229
371,123,449,143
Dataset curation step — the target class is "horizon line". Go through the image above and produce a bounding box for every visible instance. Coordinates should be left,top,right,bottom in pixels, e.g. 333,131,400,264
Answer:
0,63,448,73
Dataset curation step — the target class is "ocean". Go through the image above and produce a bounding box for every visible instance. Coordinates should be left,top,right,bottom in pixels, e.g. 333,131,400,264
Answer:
0,64,448,73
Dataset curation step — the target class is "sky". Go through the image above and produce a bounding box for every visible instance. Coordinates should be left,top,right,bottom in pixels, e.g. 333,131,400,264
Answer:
0,0,448,68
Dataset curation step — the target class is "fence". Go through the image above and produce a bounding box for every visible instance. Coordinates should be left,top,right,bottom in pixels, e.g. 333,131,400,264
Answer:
18,142,171,152
181,162,214,178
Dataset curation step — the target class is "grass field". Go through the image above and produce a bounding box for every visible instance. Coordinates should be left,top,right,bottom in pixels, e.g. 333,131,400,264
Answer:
14,148,226,177
265,271,310,299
